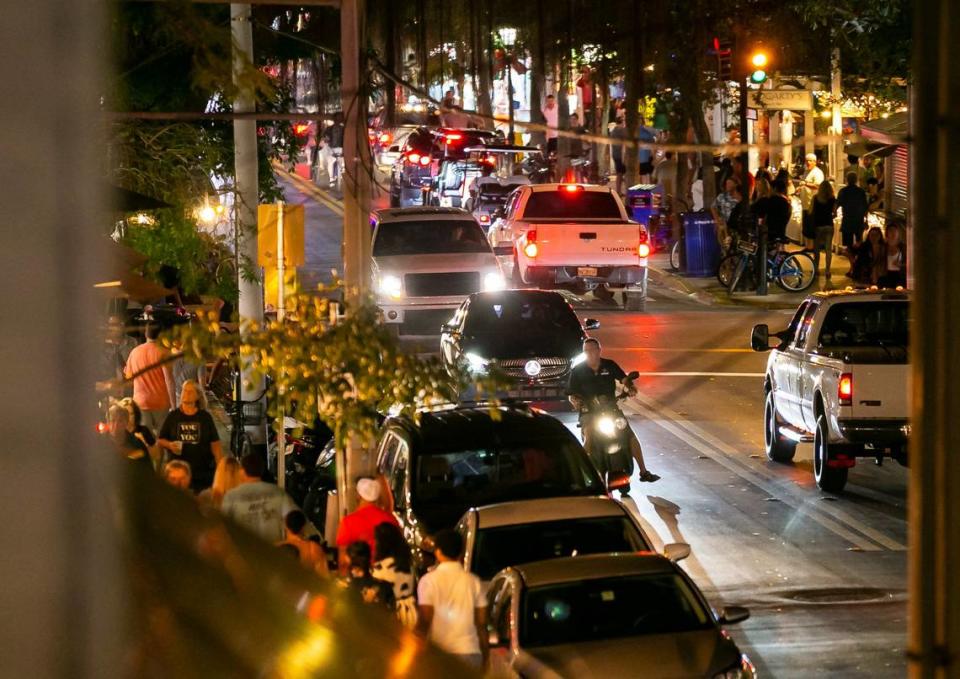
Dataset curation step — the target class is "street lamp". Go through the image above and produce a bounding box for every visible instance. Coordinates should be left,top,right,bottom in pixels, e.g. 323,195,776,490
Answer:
499,27,517,142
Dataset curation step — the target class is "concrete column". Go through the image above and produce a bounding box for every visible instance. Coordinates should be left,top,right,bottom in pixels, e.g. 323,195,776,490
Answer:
1,1,121,676
804,110,815,158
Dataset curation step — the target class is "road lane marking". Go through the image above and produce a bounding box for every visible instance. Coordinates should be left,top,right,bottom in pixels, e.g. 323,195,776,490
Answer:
625,394,906,551
618,347,755,353
633,371,765,377
274,163,345,215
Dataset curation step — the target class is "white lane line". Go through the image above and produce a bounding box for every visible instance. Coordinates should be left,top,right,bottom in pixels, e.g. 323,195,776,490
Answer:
634,372,765,377
627,393,906,551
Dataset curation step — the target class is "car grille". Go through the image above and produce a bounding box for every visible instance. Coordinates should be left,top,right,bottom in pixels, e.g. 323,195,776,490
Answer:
399,309,456,336
404,272,480,297
497,357,571,380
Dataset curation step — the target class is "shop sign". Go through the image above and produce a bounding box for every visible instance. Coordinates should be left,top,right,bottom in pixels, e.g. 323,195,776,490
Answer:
747,90,814,111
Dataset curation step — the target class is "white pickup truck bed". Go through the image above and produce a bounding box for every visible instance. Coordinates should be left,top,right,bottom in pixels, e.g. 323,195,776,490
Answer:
753,290,910,492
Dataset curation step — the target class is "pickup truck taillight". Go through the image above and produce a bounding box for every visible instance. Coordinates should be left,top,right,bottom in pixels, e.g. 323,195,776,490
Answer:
838,373,853,406
523,230,538,258
638,226,651,258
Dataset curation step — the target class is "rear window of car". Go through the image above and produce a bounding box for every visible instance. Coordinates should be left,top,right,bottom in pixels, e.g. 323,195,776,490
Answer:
373,220,491,256
522,190,623,220
463,295,582,336
472,516,650,579
817,301,909,348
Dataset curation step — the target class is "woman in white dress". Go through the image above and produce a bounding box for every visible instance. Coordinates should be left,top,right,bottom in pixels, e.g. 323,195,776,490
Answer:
372,523,418,629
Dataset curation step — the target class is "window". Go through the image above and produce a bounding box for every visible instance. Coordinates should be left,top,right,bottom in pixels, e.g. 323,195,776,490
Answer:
794,302,819,349
779,302,809,347
378,433,400,474
392,443,409,510
373,220,491,256
522,190,623,220
463,294,582,337
520,574,712,647
818,302,909,349
495,594,513,644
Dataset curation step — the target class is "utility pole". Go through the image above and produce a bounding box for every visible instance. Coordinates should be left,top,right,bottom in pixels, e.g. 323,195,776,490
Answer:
908,0,960,676
231,4,264,406
829,47,843,182
339,0,374,515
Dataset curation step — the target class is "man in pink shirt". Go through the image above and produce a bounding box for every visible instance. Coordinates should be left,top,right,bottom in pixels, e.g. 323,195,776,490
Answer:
124,322,176,434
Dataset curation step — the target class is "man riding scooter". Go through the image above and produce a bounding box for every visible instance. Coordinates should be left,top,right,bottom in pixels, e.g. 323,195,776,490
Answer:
567,338,660,485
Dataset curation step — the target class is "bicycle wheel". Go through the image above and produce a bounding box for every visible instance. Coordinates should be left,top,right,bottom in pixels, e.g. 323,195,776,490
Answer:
669,240,681,271
716,253,740,288
776,252,817,292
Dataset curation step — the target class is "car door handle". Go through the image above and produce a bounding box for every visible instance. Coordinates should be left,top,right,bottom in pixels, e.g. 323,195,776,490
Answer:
579,232,597,240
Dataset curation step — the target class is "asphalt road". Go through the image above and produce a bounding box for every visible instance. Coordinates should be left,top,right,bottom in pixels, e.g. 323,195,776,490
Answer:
282,170,908,678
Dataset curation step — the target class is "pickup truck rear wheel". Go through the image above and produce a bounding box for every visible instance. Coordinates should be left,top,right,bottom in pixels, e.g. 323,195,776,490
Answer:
511,255,525,286
814,415,848,493
623,290,646,312
764,391,797,463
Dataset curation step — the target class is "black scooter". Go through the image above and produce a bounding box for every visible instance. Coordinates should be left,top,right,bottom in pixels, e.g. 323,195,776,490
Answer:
580,371,639,494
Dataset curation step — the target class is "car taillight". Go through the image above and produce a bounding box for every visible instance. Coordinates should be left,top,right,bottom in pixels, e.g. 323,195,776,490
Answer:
407,152,421,164
523,230,538,258
294,123,310,136
479,214,491,224
419,155,432,166
562,184,582,193
378,132,392,144
96,422,108,434
638,243,651,258
838,373,853,406
444,132,463,143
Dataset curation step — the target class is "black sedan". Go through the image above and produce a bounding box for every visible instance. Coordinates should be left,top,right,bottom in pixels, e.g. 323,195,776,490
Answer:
440,289,599,401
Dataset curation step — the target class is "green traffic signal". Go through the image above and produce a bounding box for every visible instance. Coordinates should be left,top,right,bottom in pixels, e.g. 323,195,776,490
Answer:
750,69,767,84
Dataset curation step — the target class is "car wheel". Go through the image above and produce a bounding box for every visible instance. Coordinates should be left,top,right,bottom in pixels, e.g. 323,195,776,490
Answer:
389,186,400,208
891,445,909,467
814,414,848,493
593,285,616,303
764,390,797,463
511,255,524,286
623,289,645,312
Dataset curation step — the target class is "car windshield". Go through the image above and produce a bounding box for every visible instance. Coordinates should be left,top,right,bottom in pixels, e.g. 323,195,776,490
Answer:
472,516,650,579
411,440,604,532
523,190,623,219
818,301,909,348
521,574,713,647
463,295,582,337
373,220,491,256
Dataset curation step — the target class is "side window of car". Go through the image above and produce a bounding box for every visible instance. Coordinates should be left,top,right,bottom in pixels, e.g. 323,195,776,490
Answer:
794,303,819,349
377,432,400,475
392,440,409,510
495,592,513,643
777,301,808,348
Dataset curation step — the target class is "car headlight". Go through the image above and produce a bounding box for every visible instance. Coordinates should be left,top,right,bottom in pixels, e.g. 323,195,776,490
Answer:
483,271,506,292
713,655,756,679
571,352,587,367
615,416,628,431
596,416,617,437
378,274,403,299
464,352,490,373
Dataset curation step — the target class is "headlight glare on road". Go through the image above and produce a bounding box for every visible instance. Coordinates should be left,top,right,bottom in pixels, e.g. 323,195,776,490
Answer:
378,274,403,299
596,416,617,437
483,271,506,292
464,352,489,373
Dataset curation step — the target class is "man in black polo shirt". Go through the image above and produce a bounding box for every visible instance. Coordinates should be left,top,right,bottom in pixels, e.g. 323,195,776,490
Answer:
568,338,659,483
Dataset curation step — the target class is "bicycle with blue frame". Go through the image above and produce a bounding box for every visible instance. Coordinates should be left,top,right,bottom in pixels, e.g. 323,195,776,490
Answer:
717,233,816,294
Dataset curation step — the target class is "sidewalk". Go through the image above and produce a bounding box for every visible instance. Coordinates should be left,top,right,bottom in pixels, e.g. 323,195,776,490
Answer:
648,249,858,311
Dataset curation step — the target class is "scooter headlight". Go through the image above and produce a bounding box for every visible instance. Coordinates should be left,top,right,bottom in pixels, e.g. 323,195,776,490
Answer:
596,416,617,437
615,416,628,431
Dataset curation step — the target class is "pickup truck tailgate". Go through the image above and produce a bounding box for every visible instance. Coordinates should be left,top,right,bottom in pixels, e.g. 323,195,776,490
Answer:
849,364,909,418
530,221,644,266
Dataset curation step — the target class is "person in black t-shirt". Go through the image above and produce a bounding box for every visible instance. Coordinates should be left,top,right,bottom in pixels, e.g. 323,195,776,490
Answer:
158,380,222,492
754,179,793,245
567,338,659,483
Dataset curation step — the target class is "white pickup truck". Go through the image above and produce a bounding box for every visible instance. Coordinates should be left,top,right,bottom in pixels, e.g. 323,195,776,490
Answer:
488,183,650,311
751,290,910,492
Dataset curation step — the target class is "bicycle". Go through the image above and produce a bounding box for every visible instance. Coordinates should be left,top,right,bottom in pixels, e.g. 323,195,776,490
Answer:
717,235,816,293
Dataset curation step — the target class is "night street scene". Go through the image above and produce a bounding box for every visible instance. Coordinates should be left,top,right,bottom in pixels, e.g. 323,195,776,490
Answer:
8,0,960,677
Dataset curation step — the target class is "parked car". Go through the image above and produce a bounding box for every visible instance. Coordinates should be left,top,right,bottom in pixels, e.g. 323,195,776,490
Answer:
486,554,755,679
455,496,689,583
439,289,599,401
371,207,506,336
374,403,618,565
752,289,910,492
488,183,651,310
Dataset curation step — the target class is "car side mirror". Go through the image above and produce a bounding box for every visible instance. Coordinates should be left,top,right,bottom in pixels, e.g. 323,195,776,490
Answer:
625,370,640,381
751,324,771,352
607,472,631,494
493,244,514,257
662,542,691,563
718,605,750,625
584,318,600,330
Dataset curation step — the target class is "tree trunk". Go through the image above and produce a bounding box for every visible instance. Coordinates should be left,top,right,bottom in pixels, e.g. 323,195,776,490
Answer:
384,0,397,127
417,0,427,90
555,0,574,180
474,0,493,122
598,57,610,180
527,0,547,149
623,0,644,189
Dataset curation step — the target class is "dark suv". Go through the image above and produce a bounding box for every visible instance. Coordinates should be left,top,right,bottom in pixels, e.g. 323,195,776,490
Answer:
375,404,609,560
440,289,599,400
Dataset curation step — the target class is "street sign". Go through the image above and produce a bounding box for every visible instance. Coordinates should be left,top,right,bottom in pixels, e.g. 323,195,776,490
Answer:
257,204,305,266
746,89,814,111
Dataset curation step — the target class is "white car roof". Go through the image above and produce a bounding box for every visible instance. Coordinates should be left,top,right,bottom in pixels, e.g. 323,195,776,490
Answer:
375,207,475,223
472,496,626,529
809,288,911,303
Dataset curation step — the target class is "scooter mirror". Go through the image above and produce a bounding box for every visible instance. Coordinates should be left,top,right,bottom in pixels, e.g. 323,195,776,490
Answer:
607,472,631,494
626,370,640,381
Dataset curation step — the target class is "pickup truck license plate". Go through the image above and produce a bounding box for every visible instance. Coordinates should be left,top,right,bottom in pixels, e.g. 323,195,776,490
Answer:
577,267,598,277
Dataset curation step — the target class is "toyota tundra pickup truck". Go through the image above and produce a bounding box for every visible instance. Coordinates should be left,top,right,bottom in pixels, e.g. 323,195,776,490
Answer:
751,290,910,492
488,183,650,311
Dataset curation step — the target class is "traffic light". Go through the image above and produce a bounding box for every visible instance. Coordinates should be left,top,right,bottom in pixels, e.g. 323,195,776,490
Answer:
711,37,733,80
749,48,769,84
